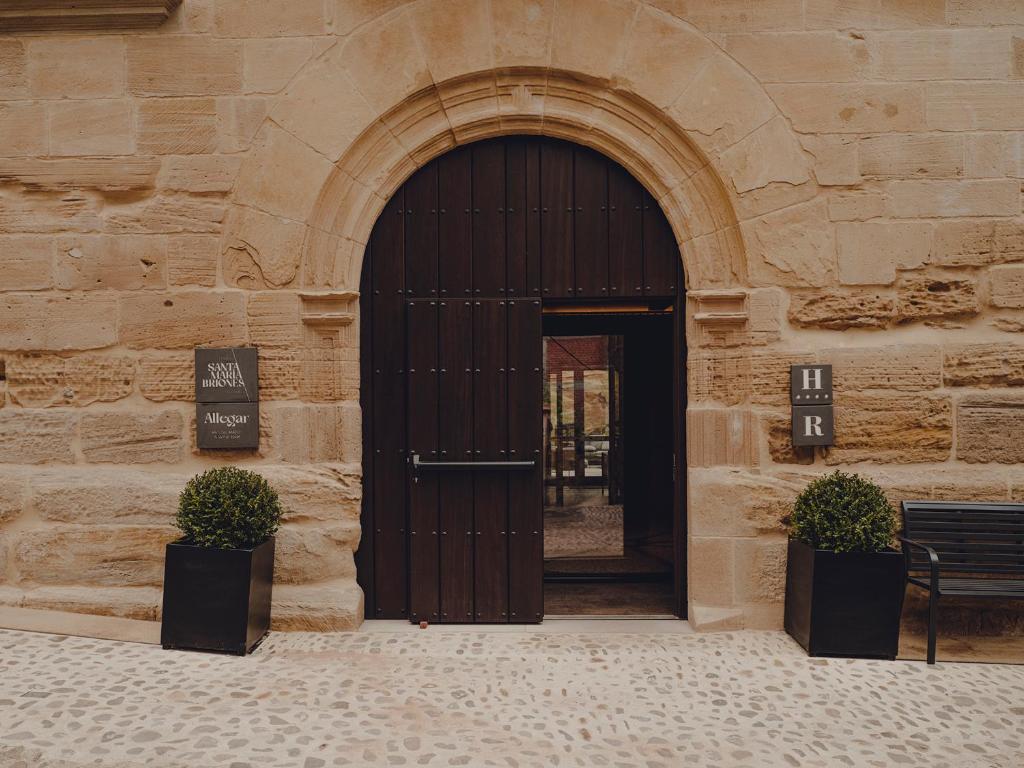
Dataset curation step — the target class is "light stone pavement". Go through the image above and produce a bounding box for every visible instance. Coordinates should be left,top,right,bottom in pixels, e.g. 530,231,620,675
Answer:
0,626,1022,768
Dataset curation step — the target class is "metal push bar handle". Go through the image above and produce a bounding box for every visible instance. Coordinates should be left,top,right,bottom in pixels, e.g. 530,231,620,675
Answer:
411,454,535,472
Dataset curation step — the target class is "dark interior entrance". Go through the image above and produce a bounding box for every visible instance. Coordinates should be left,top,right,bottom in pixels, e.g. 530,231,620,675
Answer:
357,135,685,623
542,312,677,616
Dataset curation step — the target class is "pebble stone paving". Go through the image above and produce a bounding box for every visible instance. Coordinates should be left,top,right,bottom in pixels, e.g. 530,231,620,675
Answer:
0,627,1022,768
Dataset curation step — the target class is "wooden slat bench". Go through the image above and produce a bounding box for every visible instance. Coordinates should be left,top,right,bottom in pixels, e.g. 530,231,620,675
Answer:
901,501,1024,664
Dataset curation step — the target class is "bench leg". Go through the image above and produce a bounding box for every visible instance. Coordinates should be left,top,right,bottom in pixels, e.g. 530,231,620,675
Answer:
927,590,938,665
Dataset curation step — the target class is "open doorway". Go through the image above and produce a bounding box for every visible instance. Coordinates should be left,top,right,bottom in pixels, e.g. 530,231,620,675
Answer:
542,310,677,616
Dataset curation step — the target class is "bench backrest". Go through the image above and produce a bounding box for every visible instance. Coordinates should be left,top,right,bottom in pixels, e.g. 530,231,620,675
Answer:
901,501,1024,576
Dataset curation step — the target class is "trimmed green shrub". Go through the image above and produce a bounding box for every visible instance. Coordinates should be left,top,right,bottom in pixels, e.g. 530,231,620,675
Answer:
789,471,896,553
176,467,283,549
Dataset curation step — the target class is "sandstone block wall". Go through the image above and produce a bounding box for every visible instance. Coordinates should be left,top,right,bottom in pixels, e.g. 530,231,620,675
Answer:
0,0,1022,636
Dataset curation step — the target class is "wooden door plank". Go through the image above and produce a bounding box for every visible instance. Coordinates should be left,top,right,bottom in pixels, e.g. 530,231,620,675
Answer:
507,299,544,623
356,241,375,618
404,163,439,298
540,141,574,298
526,140,542,298
572,147,609,298
370,190,408,619
472,140,506,298
505,138,528,298
608,162,644,298
473,299,509,622
438,146,473,300
407,300,440,623
642,189,679,297
438,299,474,621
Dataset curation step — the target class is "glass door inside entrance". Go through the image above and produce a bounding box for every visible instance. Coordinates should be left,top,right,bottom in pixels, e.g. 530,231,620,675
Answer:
542,331,675,615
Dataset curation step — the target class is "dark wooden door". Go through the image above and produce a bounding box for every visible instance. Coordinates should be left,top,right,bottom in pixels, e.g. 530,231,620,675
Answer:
357,135,682,623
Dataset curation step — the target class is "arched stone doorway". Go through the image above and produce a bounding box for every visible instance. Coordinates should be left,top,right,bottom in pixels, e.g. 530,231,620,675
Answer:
224,3,814,630
357,135,685,623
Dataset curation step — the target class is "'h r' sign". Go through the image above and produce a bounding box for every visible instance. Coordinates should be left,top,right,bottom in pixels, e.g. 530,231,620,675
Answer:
790,365,834,447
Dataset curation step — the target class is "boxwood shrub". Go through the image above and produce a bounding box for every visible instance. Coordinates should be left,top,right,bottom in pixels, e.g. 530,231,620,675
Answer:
176,467,283,549
789,470,896,553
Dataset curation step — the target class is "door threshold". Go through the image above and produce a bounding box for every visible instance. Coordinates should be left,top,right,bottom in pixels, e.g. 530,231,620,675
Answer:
544,613,677,620
360,618,693,634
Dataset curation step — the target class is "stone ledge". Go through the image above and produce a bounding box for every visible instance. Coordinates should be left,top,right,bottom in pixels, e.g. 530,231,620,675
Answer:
0,1,181,32
0,605,160,644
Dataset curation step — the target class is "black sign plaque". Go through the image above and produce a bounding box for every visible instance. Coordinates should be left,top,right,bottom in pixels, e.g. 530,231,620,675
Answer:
196,402,260,450
790,364,832,405
195,348,258,403
792,404,834,447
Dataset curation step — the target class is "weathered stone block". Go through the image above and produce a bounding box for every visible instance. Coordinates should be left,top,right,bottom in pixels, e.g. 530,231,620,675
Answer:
926,83,1024,131
138,354,193,402
19,585,162,622
829,344,942,393
136,98,218,155
734,537,788,604
965,133,1023,179
0,295,117,352
750,350,817,407
867,29,1010,81
158,156,240,194
215,0,325,36
858,134,963,179
103,197,226,235
826,393,952,464
80,410,184,464
0,103,46,156
887,180,1020,218
223,207,306,289
767,83,925,133
49,101,133,156
6,354,135,408
0,157,160,192
216,97,266,153
274,523,358,584
689,537,735,606
725,31,867,83
686,408,758,468
260,463,361,525
242,38,312,94
0,474,26,524
718,116,809,193
764,412,815,466
127,38,242,96
233,124,335,223
27,37,125,99
0,39,26,98
119,292,247,349
743,198,835,288
837,221,931,285
987,265,1024,309
30,469,181,524
258,349,302,400
688,349,751,406
0,236,52,291
804,0,945,29
931,219,1024,267
957,393,1024,464
55,235,167,291
12,526,173,586
895,276,978,323
0,410,77,464
247,293,301,348
799,134,860,186
827,189,887,222
945,344,1024,388
271,403,361,463
788,290,895,330
689,468,810,538
167,235,218,287
271,578,363,632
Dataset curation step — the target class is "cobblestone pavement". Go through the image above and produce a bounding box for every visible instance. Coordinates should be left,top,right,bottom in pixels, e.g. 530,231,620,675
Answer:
0,626,1022,768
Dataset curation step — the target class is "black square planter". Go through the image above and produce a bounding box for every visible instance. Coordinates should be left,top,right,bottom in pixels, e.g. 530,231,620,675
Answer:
784,538,905,660
161,537,275,655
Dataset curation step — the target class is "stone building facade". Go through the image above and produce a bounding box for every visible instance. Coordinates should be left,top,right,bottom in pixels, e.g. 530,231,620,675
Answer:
0,0,1022,636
